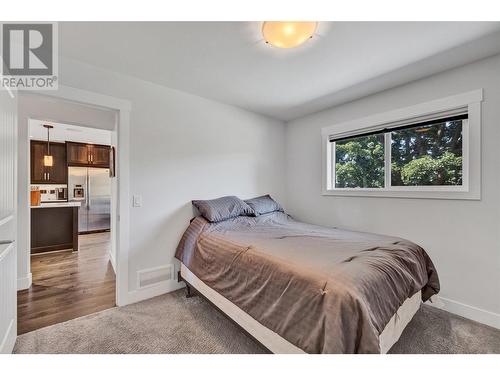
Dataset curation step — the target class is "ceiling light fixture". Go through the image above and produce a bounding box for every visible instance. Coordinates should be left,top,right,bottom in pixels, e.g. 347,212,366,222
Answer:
262,21,318,49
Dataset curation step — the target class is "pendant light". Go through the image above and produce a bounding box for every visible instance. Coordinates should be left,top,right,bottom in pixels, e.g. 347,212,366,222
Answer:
43,124,54,167
262,21,318,49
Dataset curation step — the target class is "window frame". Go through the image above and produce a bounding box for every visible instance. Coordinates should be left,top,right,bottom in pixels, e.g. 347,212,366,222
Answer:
321,90,482,200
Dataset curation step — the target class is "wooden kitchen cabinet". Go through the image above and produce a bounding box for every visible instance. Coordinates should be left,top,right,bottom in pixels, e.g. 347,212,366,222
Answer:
67,142,110,168
31,140,67,184
88,144,110,167
31,141,47,183
66,142,90,166
31,205,79,253
48,142,68,183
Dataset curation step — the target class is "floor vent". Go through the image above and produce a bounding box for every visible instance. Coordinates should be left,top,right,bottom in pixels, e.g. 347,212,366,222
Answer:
137,264,174,289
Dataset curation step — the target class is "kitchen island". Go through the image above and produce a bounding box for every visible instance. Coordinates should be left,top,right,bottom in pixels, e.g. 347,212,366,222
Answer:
31,202,81,254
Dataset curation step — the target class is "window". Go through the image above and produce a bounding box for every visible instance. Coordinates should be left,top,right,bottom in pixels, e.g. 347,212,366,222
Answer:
390,118,463,187
332,115,466,190
322,90,482,199
335,133,385,188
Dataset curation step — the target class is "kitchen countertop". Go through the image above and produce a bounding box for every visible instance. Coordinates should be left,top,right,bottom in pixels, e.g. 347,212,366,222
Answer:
31,202,82,209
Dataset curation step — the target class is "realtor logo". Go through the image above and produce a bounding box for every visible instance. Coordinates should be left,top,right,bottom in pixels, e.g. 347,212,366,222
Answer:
1,22,58,90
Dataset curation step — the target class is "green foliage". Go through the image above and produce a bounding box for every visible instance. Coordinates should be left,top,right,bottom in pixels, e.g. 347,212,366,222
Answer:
335,135,384,188
398,152,462,186
391,120,462,186
335,120,463,188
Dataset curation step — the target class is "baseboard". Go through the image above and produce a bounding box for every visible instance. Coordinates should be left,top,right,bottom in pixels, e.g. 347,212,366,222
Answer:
17,273,32,291
31,243,74,254
109,251,116,273
0,318,16,354
122,280,183,306
432,296,500,330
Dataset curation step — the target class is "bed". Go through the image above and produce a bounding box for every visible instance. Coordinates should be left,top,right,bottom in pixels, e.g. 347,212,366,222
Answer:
175,210,440,354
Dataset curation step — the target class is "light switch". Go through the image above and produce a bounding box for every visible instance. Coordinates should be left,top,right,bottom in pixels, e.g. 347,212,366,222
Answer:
133,195,143,207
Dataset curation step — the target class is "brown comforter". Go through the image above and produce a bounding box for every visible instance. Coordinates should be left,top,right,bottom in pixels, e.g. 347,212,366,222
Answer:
175,212,439,353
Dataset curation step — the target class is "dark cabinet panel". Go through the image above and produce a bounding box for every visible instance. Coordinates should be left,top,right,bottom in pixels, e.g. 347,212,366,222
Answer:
31,141,47,184
31,141,67,184
67,142,110,168
31,206,79,253
89,144,110,167
67,142,89,166
49,143,68,184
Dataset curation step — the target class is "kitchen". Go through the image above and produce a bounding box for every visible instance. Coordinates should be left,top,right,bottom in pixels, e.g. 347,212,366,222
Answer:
18,119,116,334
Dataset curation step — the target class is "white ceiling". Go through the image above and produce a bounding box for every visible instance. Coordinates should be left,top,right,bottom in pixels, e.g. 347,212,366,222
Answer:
29,119,112,145
59,22,500,121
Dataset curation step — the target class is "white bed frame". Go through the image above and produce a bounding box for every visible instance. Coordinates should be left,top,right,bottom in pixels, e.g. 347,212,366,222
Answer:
180,263,421,354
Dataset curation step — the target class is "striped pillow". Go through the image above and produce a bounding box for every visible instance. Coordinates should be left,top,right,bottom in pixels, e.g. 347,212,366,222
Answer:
192,196,255,222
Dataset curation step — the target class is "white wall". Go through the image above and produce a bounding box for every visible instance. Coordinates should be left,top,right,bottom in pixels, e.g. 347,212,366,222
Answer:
286,54,500,326
0,89,18,353
57,58,286,297
0,90,17,222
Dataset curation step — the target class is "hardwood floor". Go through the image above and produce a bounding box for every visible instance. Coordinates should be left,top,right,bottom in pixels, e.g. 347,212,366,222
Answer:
17,232,116,335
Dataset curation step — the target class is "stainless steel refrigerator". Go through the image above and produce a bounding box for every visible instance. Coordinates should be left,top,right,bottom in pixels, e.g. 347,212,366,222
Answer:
68,167,111,233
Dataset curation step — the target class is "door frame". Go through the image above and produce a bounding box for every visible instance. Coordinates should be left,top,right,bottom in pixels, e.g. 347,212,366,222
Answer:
19,85,131,306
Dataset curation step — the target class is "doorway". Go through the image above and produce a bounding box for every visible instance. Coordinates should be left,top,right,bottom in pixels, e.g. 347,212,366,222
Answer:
18,120,116,334
16,87,131,335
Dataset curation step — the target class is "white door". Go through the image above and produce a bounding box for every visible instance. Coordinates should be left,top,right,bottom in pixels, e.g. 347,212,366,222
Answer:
0,89,18,354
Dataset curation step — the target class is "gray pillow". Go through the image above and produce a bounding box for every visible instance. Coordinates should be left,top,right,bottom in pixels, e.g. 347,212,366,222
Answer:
192,196,255,222
244,194,284,216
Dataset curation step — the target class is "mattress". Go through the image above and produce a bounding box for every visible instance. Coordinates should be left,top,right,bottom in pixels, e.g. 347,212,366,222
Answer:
176,212,439,353
181,263,422,354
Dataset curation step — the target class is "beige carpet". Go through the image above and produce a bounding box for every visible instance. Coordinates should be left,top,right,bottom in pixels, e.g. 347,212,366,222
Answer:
14,289,500,354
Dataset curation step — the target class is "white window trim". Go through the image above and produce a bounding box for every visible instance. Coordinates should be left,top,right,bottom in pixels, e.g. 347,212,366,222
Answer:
321,89,482,200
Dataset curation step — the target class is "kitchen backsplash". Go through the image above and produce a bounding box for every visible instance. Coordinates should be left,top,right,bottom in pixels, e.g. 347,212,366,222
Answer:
31,184,68,202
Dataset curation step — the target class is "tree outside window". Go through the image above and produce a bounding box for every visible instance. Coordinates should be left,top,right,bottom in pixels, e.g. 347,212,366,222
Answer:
335,134,384,188
391,120,462,186
334,119,464,188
